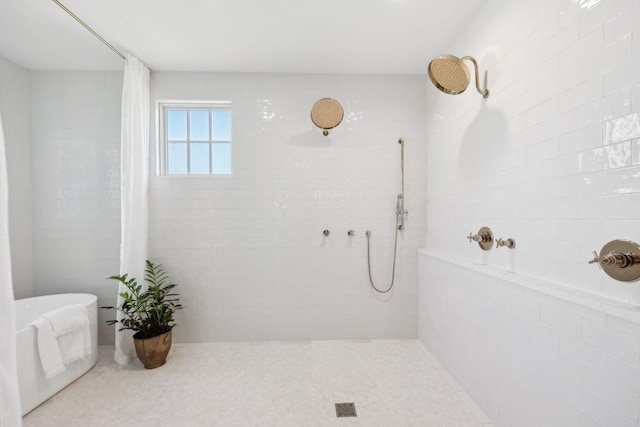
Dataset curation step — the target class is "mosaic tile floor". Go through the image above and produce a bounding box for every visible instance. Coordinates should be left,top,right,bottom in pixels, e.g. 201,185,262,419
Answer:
24,340,493,427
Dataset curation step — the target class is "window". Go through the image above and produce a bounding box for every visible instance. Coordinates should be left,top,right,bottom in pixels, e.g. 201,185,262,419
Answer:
158,102,232,175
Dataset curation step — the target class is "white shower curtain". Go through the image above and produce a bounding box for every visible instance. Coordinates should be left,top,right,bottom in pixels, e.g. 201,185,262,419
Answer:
0,114,22,425
115,54,150,366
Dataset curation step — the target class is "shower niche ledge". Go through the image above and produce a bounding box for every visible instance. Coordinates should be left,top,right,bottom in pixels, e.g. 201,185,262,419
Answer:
417,248,640,325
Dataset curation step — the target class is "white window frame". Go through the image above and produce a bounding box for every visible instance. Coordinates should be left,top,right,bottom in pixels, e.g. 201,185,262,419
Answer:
156,100,233,176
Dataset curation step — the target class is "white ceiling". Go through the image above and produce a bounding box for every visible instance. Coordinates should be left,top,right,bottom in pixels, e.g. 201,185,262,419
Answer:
0,0,486,74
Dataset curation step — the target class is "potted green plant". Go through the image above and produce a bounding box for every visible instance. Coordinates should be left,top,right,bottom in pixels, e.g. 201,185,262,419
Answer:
102,260,183,369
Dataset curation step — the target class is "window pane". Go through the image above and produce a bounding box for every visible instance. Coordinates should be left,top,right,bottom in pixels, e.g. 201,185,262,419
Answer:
190,110,209,141
212,143,231,174
167,143,188,174
212,110,231,141
190,143,210,174
167,110,187,141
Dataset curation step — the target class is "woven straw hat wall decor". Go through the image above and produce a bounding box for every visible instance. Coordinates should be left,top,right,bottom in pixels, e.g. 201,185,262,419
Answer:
310,98,344,136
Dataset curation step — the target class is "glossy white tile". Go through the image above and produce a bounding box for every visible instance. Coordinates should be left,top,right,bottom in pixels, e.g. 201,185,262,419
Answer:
0,56,33,298
419,252,640,427
427,0,640,306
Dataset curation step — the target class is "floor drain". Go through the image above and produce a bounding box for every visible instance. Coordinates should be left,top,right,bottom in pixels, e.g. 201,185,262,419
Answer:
335,402,357,417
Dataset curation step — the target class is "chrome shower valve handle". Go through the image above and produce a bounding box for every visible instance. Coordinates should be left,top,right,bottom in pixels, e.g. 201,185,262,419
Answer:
467,232,491,243
588,240,640,282
589,251,639,269
496,238,516,249
466,227,494,251
466,232,481,243
588,250,603,269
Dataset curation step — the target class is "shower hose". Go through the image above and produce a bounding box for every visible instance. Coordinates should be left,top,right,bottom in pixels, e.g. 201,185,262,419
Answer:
365,214,400,294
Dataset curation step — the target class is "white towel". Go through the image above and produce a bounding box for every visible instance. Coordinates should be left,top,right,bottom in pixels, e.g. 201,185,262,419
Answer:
56,318,91,365
32,317,66,379
40,304,89,337
32,305,92,379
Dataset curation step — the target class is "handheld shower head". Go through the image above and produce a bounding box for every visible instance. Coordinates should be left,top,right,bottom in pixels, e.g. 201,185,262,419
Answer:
428,54,489,98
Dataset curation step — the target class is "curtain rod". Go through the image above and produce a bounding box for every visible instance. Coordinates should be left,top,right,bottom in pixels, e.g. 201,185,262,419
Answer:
52,0,126,61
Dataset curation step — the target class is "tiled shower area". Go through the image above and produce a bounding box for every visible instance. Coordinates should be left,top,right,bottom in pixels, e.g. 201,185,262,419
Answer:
22,341,493,426
3,0,640,425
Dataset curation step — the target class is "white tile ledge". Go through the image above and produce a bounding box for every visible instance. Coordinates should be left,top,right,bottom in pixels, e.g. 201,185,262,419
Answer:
418,248,640,325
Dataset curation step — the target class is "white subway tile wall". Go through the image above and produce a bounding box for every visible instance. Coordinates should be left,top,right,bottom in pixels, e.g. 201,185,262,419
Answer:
419,253,640,427
148,73,428,342
21,70,427,344
29,71,123,344
426,0,640,305
421,0,640,425
0,56,33,298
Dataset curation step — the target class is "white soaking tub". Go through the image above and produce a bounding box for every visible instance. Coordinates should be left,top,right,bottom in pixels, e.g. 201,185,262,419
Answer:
15,293,98,415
